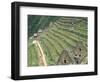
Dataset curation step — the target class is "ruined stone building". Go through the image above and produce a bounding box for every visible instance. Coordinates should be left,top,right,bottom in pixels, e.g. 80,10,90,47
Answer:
57,50,73,65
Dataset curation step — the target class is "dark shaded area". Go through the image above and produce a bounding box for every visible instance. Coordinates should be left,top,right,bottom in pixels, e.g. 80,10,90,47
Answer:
28,15,60,38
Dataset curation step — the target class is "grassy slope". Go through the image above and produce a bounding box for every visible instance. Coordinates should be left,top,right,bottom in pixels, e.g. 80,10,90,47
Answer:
28,16,88,66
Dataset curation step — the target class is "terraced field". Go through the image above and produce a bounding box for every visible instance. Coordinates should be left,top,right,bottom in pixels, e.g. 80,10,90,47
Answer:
28,15,88,66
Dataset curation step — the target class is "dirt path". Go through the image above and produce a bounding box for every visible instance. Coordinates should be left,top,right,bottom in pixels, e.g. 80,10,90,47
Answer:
33,40,47,66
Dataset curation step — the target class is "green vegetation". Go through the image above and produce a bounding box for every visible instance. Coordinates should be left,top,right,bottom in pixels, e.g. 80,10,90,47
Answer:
28,15,88,66
28,44,39,66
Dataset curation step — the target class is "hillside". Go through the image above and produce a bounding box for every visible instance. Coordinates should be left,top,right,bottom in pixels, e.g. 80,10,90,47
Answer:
28,15,88,66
